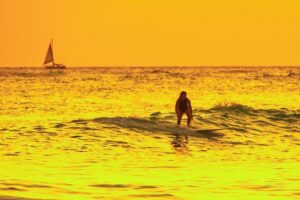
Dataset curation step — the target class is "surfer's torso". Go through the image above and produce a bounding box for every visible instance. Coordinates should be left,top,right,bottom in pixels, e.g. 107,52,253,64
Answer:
177,98,191,113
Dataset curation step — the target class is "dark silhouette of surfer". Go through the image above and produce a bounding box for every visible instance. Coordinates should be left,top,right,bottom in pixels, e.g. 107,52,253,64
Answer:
175,91,193,127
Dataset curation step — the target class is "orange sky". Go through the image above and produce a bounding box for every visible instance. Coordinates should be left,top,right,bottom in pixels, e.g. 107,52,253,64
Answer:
1,0,300,66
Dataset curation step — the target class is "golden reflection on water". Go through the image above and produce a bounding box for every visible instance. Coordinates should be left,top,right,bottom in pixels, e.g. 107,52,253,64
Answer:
0,67,299,199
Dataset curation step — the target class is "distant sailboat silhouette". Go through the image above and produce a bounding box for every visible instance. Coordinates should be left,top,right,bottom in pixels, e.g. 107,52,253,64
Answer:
43,40,66,69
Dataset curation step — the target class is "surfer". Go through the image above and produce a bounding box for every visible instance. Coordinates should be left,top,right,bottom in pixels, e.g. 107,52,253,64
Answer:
175,91,193,127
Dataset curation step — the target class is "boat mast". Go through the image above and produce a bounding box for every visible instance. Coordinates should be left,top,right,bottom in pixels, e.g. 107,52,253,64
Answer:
51,39,55,65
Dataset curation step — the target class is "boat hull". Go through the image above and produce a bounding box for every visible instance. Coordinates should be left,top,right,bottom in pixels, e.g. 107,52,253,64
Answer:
45,64,66,69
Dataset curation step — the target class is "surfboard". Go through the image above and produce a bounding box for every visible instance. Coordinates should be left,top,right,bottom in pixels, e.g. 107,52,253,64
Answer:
177,126,225,138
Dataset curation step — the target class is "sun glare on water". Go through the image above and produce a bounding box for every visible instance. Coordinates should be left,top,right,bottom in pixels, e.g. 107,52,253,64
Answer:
0,67,299,200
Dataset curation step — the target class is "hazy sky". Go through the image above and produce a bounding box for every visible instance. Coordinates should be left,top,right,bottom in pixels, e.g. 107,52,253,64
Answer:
1,0,300,66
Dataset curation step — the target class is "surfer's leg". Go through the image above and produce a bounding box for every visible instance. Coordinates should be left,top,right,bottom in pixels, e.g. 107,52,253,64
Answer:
186,112,192,127
177,112,183,126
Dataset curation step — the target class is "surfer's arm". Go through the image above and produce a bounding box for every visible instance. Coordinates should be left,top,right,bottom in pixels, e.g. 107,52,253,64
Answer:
188,100,193,117
175,100,180,115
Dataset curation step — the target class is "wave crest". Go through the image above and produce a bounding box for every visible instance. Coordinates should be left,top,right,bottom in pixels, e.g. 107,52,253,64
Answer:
94,117,224,138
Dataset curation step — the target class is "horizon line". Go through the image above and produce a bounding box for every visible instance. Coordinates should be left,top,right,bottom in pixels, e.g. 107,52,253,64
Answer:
1,65,300,68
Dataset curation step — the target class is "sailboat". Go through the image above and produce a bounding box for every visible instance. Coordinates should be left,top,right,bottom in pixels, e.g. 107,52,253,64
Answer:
43,40,66,69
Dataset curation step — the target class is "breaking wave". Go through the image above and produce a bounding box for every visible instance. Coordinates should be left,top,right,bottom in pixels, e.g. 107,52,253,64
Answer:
91,104,299,139
93,117,224,138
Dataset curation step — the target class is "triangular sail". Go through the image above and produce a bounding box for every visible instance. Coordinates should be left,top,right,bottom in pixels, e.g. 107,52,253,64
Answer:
44,43,54,65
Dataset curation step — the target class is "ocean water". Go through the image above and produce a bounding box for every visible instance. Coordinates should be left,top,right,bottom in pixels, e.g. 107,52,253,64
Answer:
0,67,299,200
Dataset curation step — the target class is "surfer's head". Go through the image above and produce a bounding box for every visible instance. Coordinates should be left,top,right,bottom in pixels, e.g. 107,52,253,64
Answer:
179,91,187,100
